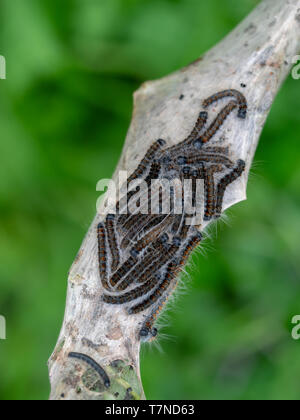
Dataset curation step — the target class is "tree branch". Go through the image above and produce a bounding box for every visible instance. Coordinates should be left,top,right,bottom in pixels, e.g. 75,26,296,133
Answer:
48,0,300,400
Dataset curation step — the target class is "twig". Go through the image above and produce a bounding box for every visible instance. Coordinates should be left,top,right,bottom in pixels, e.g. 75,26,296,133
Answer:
48,0,300,400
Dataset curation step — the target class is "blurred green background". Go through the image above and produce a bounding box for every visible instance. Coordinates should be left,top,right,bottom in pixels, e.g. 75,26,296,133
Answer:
0,0,299,400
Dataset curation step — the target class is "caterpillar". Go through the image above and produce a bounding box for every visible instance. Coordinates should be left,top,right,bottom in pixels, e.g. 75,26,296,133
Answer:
68,352,110,388
177,153,234,169
105,214,120,273
127,139,166,185
129,232,202,315
203,89,247,119
203,164,223,221
215,159,246,217
97,223,110,290
97,89,248,344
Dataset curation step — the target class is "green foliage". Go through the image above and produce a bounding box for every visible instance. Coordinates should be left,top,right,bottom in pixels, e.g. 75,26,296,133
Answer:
0,0,299,400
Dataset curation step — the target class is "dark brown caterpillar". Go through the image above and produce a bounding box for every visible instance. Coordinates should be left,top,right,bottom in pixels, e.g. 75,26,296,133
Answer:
129,232,202,315
203,89,247,119
121,214,154,249
164,111,208,154
128,259,179,315
171,214,183,235
196,101,238,145
97,89,248,343
68,352,110,388
203,164,223,221
116,139,166,217
105,214,120,272
115,233,170,292
109,256,137,288
97,223,110,290
144,161,162,187
201,146,230,155
135,236,182,284
130,214,174,257
215,159,246,217
115,247,161,292
127,139,166,185
103,237,182,304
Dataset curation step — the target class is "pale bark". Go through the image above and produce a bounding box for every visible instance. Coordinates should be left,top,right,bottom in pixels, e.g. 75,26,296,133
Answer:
49,0,300,400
